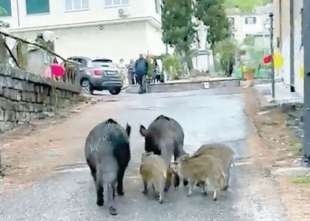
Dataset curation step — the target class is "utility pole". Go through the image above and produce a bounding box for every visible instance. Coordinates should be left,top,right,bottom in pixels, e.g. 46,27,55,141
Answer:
303,0,310,164
269,13,275,99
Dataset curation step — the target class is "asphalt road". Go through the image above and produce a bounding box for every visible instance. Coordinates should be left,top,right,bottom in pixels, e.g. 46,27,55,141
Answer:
0,88,288,221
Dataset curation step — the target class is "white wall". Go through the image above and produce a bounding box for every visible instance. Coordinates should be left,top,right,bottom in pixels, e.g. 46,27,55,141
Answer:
145,22,165,56
273,0,304,97
13,20,165,63
1,0,160,30
278,0,291,85
293,0,304,96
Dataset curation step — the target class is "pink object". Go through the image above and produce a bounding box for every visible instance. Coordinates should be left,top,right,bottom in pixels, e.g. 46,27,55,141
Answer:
51,64,65,77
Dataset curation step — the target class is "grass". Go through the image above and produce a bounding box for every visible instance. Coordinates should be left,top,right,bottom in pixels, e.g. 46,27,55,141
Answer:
288,141,303,156
290,176,310,185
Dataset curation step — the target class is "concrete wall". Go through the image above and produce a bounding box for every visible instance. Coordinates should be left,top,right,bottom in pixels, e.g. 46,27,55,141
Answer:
0,65,80,133
273,0,304,97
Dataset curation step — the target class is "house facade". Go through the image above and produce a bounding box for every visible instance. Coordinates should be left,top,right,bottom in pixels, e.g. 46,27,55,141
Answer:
273,0,304,96
0,0,165,63
227,4,272,49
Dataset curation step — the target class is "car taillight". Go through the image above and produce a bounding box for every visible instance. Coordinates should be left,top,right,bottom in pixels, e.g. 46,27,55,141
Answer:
92,69,104,76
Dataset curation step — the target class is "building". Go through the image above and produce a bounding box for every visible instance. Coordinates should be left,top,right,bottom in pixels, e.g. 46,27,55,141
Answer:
227,4,272,48
273,0,304,97
0,0,165,62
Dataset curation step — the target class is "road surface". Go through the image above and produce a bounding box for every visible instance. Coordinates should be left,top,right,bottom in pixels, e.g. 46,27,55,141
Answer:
0,88,288,221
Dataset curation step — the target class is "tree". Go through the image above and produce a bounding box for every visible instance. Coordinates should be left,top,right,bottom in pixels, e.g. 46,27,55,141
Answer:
161,0,196,70
214,38,238,76
224,0,272,12
195,0,229,51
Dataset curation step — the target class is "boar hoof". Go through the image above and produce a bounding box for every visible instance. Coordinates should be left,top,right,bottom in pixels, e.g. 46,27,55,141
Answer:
96,199,104,207
117,190,124,196
212,191,217,201
222,185,229,191
109,206,118,216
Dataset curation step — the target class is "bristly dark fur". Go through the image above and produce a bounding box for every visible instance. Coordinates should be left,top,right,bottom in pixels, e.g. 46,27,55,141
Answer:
106,119,118,124
155,115,171,121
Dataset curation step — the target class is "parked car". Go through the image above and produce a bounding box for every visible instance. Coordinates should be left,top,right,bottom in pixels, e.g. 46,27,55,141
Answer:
67,56,123,95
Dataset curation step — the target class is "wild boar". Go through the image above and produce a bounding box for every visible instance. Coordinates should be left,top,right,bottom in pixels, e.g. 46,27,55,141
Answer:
140,152,168,204
193,143,234,190
177,154,226,201
140,115,186,166
85,119,131,216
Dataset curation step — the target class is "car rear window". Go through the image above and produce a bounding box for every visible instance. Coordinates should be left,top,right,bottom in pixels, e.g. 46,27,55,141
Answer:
92,60,115,68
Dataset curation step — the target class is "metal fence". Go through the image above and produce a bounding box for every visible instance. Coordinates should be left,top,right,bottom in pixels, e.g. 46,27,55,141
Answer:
0,30,79,86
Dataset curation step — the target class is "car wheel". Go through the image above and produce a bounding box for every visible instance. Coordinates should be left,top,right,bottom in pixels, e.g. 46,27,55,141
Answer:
109,88,121,95
81,79,93,94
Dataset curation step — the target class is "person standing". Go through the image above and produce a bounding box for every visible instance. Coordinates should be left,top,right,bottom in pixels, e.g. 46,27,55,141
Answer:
127,59,136,85
135,54,148,94
118,58,128,87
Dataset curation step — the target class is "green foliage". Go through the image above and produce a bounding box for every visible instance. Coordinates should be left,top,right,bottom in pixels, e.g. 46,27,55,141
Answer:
290,176,310,185
214,38,238,76
0,6,7,16
162,0,196,56
244,39,264,67
243,36,255,46
147,58,154,79
224,0,271,12
163,54,183,80
195,0,229,49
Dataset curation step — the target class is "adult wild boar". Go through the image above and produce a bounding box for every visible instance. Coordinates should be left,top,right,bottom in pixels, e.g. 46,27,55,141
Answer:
140,115,186,166
85,119,131,216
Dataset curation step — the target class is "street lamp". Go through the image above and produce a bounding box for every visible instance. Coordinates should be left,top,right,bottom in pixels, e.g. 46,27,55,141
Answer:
269,13,275,99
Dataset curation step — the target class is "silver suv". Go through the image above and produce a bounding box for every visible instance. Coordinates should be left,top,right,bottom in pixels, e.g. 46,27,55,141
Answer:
68,57,123,95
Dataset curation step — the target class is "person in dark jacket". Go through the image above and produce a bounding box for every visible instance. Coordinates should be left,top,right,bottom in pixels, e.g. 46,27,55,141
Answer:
135,54,148,94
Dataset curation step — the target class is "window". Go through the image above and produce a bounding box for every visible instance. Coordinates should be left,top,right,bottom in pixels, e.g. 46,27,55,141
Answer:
228,17,235,27
104,0,129,7
0,0,11,17
245,17,257,24
26,0,50,14
66,0,89,11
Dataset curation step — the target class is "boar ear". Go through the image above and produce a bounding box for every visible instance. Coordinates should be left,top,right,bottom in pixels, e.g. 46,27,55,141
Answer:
140,125,147,137
126,124,131,137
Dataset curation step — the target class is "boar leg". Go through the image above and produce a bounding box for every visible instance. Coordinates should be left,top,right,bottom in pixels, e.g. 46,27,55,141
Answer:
96,184,104,206
87,159,97,182
213,190,217,201
142,180,148,195
187,180,193,197
202,183,208,196
158,190,164,204
106,184,118,216
223,167,231,191
117,168,126,196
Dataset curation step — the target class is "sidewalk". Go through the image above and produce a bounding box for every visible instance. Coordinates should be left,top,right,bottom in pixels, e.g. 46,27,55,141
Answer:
254,81,303,108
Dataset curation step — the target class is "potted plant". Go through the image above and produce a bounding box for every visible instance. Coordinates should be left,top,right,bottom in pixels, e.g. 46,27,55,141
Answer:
243,66,255,80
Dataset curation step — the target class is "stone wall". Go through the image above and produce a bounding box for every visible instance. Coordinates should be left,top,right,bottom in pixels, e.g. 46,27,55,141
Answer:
0,65,80,133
